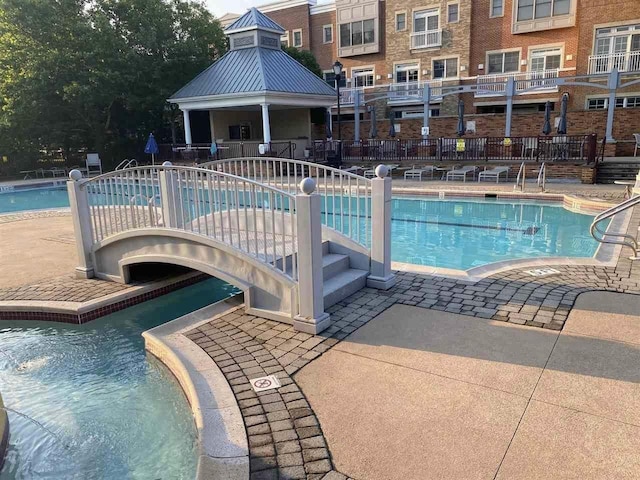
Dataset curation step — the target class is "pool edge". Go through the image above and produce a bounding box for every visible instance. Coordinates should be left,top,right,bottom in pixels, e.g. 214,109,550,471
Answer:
142,295,249,480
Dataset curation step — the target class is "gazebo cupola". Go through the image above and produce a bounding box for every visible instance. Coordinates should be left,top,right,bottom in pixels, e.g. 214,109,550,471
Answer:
168,7,336,147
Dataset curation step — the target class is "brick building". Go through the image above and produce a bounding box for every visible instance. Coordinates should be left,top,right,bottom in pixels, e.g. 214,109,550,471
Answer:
217,0,640,145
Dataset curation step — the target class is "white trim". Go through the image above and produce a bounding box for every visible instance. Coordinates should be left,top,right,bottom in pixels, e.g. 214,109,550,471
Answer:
527,43,564,70
310,2,335,14
322,24,333,44
490,0,504,18
446,2,459,24
169,91,336,110
292,28,303,47
395,10,407,31
256,0,316,13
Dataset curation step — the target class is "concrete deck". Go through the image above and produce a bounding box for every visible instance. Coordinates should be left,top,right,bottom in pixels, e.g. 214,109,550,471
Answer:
295,295,640,480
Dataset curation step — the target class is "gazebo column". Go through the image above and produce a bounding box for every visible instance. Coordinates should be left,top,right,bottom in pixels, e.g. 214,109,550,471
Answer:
209,110,216,143
261,103,272,144
182,109,192,146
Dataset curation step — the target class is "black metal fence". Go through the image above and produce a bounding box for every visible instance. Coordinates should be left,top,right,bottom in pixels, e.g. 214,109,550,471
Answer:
158,142,294,163
313,134,597,164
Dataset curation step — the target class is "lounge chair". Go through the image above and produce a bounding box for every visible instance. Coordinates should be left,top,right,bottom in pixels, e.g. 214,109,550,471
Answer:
446,165,477,182
478,166,510,183
404,166,435,181
86,153,102,177
634,133,640,157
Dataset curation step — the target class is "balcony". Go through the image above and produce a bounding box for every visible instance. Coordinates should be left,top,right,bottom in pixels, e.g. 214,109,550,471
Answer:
410,29,442,49
475,70,559,97
337,87,364,106
388,80,443,103
588,52,640,75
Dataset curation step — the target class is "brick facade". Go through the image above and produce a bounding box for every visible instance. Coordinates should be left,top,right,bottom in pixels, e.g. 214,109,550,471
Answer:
265,5,312,50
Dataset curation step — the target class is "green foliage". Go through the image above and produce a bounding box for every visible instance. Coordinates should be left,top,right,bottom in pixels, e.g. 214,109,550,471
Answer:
282,46,322,78
0,0,226,170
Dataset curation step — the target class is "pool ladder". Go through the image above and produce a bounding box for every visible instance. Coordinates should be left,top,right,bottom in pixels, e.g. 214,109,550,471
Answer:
590,194,640,259
514,162,526,191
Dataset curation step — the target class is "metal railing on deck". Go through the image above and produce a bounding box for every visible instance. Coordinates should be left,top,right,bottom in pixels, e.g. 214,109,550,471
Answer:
201,157,372,248
157,142,294,163
590,195,640,259
80,165,298,280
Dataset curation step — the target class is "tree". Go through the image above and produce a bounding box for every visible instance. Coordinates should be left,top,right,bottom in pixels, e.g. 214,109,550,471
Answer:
0,0,227,169
282,46,322,78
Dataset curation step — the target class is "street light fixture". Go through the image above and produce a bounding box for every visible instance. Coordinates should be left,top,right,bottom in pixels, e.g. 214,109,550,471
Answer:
333,60,343,141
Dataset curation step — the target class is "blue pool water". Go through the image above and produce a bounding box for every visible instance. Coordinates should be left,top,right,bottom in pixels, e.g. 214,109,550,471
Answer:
0,277,238,479
0,187,601,270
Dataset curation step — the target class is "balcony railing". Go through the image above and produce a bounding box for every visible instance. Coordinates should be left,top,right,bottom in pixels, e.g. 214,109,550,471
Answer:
476,69,560,97
388,79,443,102
338,87,364,105
410,29,442,49
588,51,640,74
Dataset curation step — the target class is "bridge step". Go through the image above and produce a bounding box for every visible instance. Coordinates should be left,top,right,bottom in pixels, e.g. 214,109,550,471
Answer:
323,253,351,280
323,268,369,309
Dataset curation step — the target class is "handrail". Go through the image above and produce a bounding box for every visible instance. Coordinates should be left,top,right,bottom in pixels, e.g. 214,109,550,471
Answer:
115,158,138,170
200,157,372,248
515,162,526,191
590,194,640,258
537,162,546,192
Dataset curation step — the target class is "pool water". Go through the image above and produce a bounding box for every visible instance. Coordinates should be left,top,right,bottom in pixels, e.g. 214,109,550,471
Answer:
386,197,601,270
0,277,238,480
0,187,69,213
0,187,602,270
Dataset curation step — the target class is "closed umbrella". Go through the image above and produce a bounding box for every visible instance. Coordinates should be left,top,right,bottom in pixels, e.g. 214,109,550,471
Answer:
389,111,396,138
542,101,552,135
369,106,378,139
456,100,465,137
325,109,333,140
144,133,159,165
557,93,568,135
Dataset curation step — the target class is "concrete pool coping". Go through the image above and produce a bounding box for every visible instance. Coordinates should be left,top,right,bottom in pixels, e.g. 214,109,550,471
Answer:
142,295,249,480
0,271,208,323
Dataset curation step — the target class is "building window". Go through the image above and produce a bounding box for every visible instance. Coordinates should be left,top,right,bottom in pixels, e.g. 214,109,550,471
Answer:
340,20,375,48
447,4,459,23
593,25,640,72
352,68,375,87
292,29,302,47
487,51,520,74
324,71,346,88
414,8,439,33
530,47,562,71
516,0,570,22
587,96,640,110
587,98,607,110
433,58,458,79
491,0,503,17
394,108,440,119
323,25,333,43
395,63,419,83
396,12,406,31
281,32,289,47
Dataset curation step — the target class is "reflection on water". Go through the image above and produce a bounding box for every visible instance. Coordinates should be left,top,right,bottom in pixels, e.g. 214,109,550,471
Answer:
0,277,238,479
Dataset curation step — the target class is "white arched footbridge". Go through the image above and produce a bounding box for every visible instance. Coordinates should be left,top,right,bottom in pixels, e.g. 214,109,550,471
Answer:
67,159,394,333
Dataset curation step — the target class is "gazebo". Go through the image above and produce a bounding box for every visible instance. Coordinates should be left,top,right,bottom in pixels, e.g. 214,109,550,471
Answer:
168,8,336,157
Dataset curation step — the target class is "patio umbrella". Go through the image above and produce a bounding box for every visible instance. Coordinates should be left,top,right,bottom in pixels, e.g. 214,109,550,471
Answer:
456,100,465,137
369,106,378,139
325,109,333,140
144,133,159,165
388,111,396,138
542,101,552,135
557,93,568,135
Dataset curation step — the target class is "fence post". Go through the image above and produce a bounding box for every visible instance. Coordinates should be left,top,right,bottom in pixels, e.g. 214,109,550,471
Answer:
158,162,182,229
293,178,330,334
367,165,396,290
67,170,94,279
586,133,597,164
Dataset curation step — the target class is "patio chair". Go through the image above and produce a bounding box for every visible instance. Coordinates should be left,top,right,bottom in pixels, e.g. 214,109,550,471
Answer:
85,153,102,177
404,165,435,181
478,166,510,183
634,133,640,157
446,165,477,182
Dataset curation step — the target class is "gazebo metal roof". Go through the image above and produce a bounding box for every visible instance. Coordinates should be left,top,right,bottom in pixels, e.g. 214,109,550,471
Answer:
224,7,284,34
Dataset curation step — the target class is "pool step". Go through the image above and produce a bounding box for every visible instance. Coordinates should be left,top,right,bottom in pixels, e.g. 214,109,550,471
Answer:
323,268,369,309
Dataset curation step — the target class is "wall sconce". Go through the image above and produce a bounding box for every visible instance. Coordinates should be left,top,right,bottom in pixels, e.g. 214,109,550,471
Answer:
387,73,393,79
478,63,484,70
376,74,381,80
422,69,429,75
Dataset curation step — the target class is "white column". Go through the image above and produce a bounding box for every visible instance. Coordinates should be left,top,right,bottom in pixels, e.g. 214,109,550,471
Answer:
505,77,515,137
605,68,620,142
208,110,216,143
67,171,94,279
182,109,192,145
261,103,272,144
367,165,396,290
327,107,333,133
158,162,182,229
293,178,330,334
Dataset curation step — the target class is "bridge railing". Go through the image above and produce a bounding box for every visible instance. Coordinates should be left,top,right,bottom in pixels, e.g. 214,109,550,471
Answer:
200,157,373,248
70,165,299,281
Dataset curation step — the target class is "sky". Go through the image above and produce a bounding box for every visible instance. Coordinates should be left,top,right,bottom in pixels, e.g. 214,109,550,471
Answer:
206,0,263,17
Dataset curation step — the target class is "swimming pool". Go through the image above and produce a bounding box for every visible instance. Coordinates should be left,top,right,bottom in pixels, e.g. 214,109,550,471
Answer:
0,186,602,270
0,277,238,479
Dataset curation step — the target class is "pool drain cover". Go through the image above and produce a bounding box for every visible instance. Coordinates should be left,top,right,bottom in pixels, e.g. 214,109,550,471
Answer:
524,268,560,277
250,375,281,392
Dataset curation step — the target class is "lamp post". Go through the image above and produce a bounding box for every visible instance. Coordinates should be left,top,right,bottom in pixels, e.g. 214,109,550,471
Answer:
333,60,343,141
